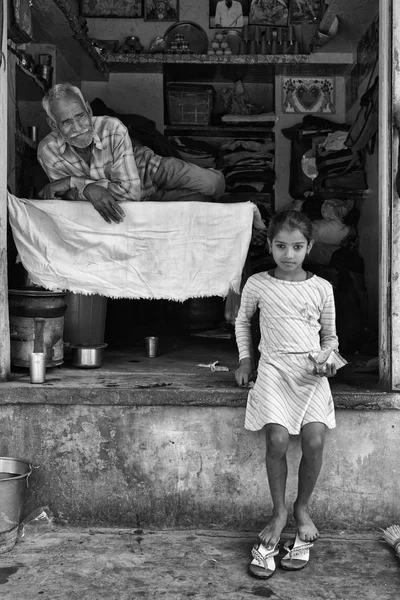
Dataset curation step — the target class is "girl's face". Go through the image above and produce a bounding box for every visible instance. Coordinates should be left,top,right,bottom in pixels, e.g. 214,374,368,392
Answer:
268,227,313,277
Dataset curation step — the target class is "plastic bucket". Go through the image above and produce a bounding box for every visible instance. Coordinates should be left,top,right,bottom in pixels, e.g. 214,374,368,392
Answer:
64,293,108,346
0,457,32,554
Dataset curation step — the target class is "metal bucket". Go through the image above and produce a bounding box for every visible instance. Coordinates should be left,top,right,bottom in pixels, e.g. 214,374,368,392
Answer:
0,457,32,554
9,289,67,367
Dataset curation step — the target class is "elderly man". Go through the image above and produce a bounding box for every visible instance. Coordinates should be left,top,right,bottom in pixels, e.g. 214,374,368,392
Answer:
214,0,244,28
37,83,225,223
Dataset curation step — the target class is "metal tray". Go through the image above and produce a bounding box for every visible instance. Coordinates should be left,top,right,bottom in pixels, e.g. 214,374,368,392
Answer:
164,21,209,54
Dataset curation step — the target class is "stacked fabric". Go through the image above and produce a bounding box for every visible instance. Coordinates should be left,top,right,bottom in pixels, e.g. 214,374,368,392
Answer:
170,137,218,168
217,139,275,194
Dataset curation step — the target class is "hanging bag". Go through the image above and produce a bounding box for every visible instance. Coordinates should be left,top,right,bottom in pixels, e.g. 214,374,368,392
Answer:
345,60,379,156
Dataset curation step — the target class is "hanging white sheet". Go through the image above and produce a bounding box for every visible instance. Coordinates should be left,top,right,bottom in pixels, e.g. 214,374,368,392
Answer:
8,194,264,301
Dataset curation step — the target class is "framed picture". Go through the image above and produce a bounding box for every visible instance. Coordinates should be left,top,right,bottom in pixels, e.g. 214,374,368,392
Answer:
282,77,335,114
209,0,249,29
81,0,144,18
289,0,323,24
248,0,289,27
144,0,179,21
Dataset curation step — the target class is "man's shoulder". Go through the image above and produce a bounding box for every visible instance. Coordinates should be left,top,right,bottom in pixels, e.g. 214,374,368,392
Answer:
93,115,128,134
37,131,58,157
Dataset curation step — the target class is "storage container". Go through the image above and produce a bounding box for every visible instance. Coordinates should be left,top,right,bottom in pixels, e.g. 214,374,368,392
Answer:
167,83,214,125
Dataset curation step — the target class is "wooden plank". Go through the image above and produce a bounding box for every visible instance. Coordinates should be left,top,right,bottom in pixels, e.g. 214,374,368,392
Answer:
390,0,400,388
0,0,10,380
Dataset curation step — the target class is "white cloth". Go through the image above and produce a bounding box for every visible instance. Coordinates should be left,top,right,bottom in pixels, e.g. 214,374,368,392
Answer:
8,194,264,301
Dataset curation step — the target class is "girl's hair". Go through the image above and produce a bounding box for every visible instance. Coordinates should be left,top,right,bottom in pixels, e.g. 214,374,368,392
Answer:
42,83,87,121
267,209,313,243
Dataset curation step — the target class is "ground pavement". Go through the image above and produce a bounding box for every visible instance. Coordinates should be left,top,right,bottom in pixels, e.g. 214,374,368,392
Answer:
0,527,399,599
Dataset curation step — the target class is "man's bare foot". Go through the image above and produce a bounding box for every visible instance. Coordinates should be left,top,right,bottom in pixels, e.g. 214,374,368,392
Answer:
293,502,319,542
259,509,288,549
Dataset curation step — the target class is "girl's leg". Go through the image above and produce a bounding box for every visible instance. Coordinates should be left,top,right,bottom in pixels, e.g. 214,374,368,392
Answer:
259,423,290,549
294,422,327,542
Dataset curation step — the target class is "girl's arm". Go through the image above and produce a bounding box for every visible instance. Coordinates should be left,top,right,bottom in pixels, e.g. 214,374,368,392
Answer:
319,286,339,353
235,279,258,384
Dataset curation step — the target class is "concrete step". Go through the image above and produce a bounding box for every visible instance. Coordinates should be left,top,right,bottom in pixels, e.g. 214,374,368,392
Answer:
0,527,399,599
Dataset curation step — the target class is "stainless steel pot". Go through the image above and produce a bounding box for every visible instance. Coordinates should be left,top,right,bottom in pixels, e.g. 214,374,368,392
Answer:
71,343,107,368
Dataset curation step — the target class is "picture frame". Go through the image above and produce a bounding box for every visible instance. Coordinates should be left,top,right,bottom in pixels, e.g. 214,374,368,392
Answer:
80,0,144,18
144,0,179,22
209,0,249,30
289,0,323,25
248,0,289,27
282,77,335,114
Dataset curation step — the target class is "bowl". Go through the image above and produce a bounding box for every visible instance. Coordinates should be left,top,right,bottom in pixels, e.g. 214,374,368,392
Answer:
71,343,107,368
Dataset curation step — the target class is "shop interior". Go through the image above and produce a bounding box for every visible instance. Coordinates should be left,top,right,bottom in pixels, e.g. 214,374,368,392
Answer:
5,0,381,389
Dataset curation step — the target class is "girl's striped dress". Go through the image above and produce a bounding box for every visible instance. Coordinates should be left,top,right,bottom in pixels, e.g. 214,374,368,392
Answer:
235,272,338,435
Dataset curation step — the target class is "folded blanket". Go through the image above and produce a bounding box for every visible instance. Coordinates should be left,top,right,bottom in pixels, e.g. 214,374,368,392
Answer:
8,194,264,301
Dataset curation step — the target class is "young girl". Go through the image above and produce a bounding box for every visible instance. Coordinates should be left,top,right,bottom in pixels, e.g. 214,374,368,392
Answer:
235,209,339,579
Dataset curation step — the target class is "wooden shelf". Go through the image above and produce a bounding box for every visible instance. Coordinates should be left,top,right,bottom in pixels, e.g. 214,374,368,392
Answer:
165,125,275,138
106,52,354,74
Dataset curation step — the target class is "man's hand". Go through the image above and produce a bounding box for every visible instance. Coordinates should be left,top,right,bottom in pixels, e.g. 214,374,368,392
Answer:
235,358,254,386
39,177,72,199
83,183,125,224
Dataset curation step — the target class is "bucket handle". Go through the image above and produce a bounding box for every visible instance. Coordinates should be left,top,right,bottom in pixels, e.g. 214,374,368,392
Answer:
25,463,38,489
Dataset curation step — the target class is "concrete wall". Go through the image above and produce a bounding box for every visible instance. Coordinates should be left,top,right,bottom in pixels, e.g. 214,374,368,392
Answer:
1,403,399,531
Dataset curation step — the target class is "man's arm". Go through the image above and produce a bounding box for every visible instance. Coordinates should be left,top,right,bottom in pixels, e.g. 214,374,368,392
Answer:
214,2,223,25
37,123,141,203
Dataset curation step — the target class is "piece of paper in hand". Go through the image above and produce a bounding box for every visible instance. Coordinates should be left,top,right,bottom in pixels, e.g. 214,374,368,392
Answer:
308,349,348,370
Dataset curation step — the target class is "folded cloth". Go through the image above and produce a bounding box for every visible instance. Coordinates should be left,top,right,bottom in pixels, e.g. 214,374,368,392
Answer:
8,194,264,301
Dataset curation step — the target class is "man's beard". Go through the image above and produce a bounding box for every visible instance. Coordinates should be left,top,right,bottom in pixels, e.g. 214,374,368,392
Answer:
64,128,94,149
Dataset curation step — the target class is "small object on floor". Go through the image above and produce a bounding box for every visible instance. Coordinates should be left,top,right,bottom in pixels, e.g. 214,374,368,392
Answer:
354,356,379,373
197,360,229,372
381,524,400,559
280,532,314,571
191,328,233,339
248,539,280,579
145,336,159,358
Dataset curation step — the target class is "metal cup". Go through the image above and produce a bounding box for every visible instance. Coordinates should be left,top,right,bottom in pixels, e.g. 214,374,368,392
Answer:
144,336,159,358
29,352,46,384
27,126,38,142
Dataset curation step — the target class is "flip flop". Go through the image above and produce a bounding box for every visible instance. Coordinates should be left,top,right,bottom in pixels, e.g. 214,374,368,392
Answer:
280,532,314,571
248,539,280,579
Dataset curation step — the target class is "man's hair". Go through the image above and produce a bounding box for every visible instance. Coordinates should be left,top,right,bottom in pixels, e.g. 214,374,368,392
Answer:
42,83,87,120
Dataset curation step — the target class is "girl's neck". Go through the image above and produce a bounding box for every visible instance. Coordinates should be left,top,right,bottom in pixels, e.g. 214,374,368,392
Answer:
272,266,308,282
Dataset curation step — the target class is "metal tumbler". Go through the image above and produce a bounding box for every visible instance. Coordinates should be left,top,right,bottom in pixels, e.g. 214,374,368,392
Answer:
145,336,159,358
29,352,46,384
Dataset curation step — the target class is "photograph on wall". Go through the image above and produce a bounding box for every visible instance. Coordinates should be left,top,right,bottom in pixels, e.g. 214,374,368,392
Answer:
209,0,249,29
289,0,323,24
81,0,144,18
144,0,178,21
282,77,335,114
357,14,379,87
248,0,289,26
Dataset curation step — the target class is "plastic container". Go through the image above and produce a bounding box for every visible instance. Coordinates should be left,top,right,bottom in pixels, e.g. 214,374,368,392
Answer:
167,83,214,125
0,457,32,554
64,293,108,346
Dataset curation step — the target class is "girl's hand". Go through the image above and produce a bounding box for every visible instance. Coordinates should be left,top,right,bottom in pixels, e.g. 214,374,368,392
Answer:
235,358,253,386
313,363,337,378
